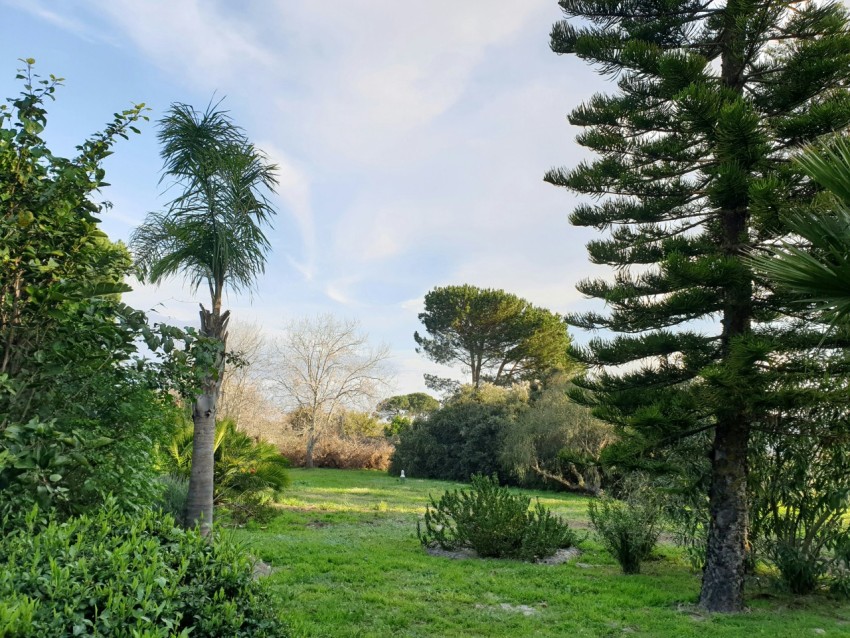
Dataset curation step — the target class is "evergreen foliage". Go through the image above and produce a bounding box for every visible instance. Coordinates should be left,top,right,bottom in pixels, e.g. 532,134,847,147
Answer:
159,418,289,521
588,476,663,575
546,0,850,611
389,384,526,482
0,501,289,637
415,285,576,389
0,62,200,526
417,474,578,561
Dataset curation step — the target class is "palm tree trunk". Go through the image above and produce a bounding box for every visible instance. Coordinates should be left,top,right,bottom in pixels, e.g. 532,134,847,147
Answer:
185,304,229,534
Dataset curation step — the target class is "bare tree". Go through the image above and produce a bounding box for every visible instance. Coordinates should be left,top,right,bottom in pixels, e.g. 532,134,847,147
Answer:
218,321,281,436
272,315,392,468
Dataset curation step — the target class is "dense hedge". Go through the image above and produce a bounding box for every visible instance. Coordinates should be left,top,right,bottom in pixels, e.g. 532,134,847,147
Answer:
0,501,288,637
389,400,512,482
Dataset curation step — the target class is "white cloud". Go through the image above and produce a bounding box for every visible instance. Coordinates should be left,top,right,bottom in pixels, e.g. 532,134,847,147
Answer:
87,0,273,87
3,0,615,393
259,143,317,280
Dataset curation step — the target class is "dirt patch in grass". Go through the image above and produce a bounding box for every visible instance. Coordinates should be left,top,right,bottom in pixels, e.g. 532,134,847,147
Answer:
425,544,581,565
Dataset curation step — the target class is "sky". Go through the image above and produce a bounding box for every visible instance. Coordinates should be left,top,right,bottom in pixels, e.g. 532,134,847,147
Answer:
1,0,612,395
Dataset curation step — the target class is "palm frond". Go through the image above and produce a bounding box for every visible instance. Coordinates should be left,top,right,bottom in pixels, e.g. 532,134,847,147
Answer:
129,100,278,301
750,135,850,325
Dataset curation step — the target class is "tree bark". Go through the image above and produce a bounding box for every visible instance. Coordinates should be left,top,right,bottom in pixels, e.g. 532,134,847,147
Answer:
700,418,750,611
184,304,229,535
305,433,316,469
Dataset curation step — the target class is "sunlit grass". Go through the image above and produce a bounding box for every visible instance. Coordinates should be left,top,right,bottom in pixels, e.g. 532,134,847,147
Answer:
236,469,850,638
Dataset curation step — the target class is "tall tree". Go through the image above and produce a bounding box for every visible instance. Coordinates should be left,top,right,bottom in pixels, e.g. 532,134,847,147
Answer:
131,102,278,533
547,0,850,611
272,315,391,468
415,285,575,389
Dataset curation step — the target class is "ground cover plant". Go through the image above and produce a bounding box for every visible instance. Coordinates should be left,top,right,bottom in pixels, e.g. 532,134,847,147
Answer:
236,469,850,638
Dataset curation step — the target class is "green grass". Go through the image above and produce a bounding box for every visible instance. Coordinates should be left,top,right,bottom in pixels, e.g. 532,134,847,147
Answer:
235,469,850,637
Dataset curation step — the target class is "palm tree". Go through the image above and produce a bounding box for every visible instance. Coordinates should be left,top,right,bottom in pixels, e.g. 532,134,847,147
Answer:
750,136,850,327
131,102,277,533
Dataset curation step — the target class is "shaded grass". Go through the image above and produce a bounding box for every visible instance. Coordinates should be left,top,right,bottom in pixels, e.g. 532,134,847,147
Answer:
236,469,850,637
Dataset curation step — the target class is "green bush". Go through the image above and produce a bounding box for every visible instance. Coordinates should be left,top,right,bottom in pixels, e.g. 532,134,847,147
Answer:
417,474,578,561
157,474,189,527
0,65,192,530
0,501,288,637
390,391,519,482
588,477,662,574
749,428,850,594
772,542,828,596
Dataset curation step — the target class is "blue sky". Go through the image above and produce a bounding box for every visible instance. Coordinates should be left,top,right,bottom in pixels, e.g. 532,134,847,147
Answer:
1,0,611,394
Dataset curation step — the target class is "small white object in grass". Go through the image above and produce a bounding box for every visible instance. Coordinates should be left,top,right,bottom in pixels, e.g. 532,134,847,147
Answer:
400,470,406,480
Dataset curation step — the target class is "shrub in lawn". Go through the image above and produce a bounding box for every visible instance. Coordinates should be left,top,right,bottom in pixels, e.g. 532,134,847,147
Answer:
417,473,578,561
588,476,662,574
0,500,289,637
749,428,850,595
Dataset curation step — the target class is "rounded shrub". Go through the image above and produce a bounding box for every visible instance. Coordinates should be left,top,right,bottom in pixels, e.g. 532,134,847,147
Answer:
417,474,579,561
0,500,288,637
390,400,512,482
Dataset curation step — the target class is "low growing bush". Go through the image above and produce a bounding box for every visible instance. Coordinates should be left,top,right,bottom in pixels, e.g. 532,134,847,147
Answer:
0,500,288,637
417,474,578,561
588,476,662,574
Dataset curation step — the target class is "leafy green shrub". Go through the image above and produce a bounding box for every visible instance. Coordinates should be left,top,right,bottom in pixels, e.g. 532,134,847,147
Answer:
417,474,578,561
501,376,614,493
772,542,828,596
588,477,662,574
160,418,289,521
0,67,204,529
0,501,288,637
390,390,521,481
749,428,850,594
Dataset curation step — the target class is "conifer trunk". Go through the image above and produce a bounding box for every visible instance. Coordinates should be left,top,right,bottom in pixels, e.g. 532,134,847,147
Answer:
698,4,753,610
700,418,750,611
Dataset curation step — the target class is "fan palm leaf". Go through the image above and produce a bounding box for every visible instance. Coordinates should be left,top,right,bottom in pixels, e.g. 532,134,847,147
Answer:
751,136,850,326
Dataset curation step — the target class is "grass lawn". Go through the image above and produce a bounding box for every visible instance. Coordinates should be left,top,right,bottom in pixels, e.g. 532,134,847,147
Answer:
235,469,850,637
